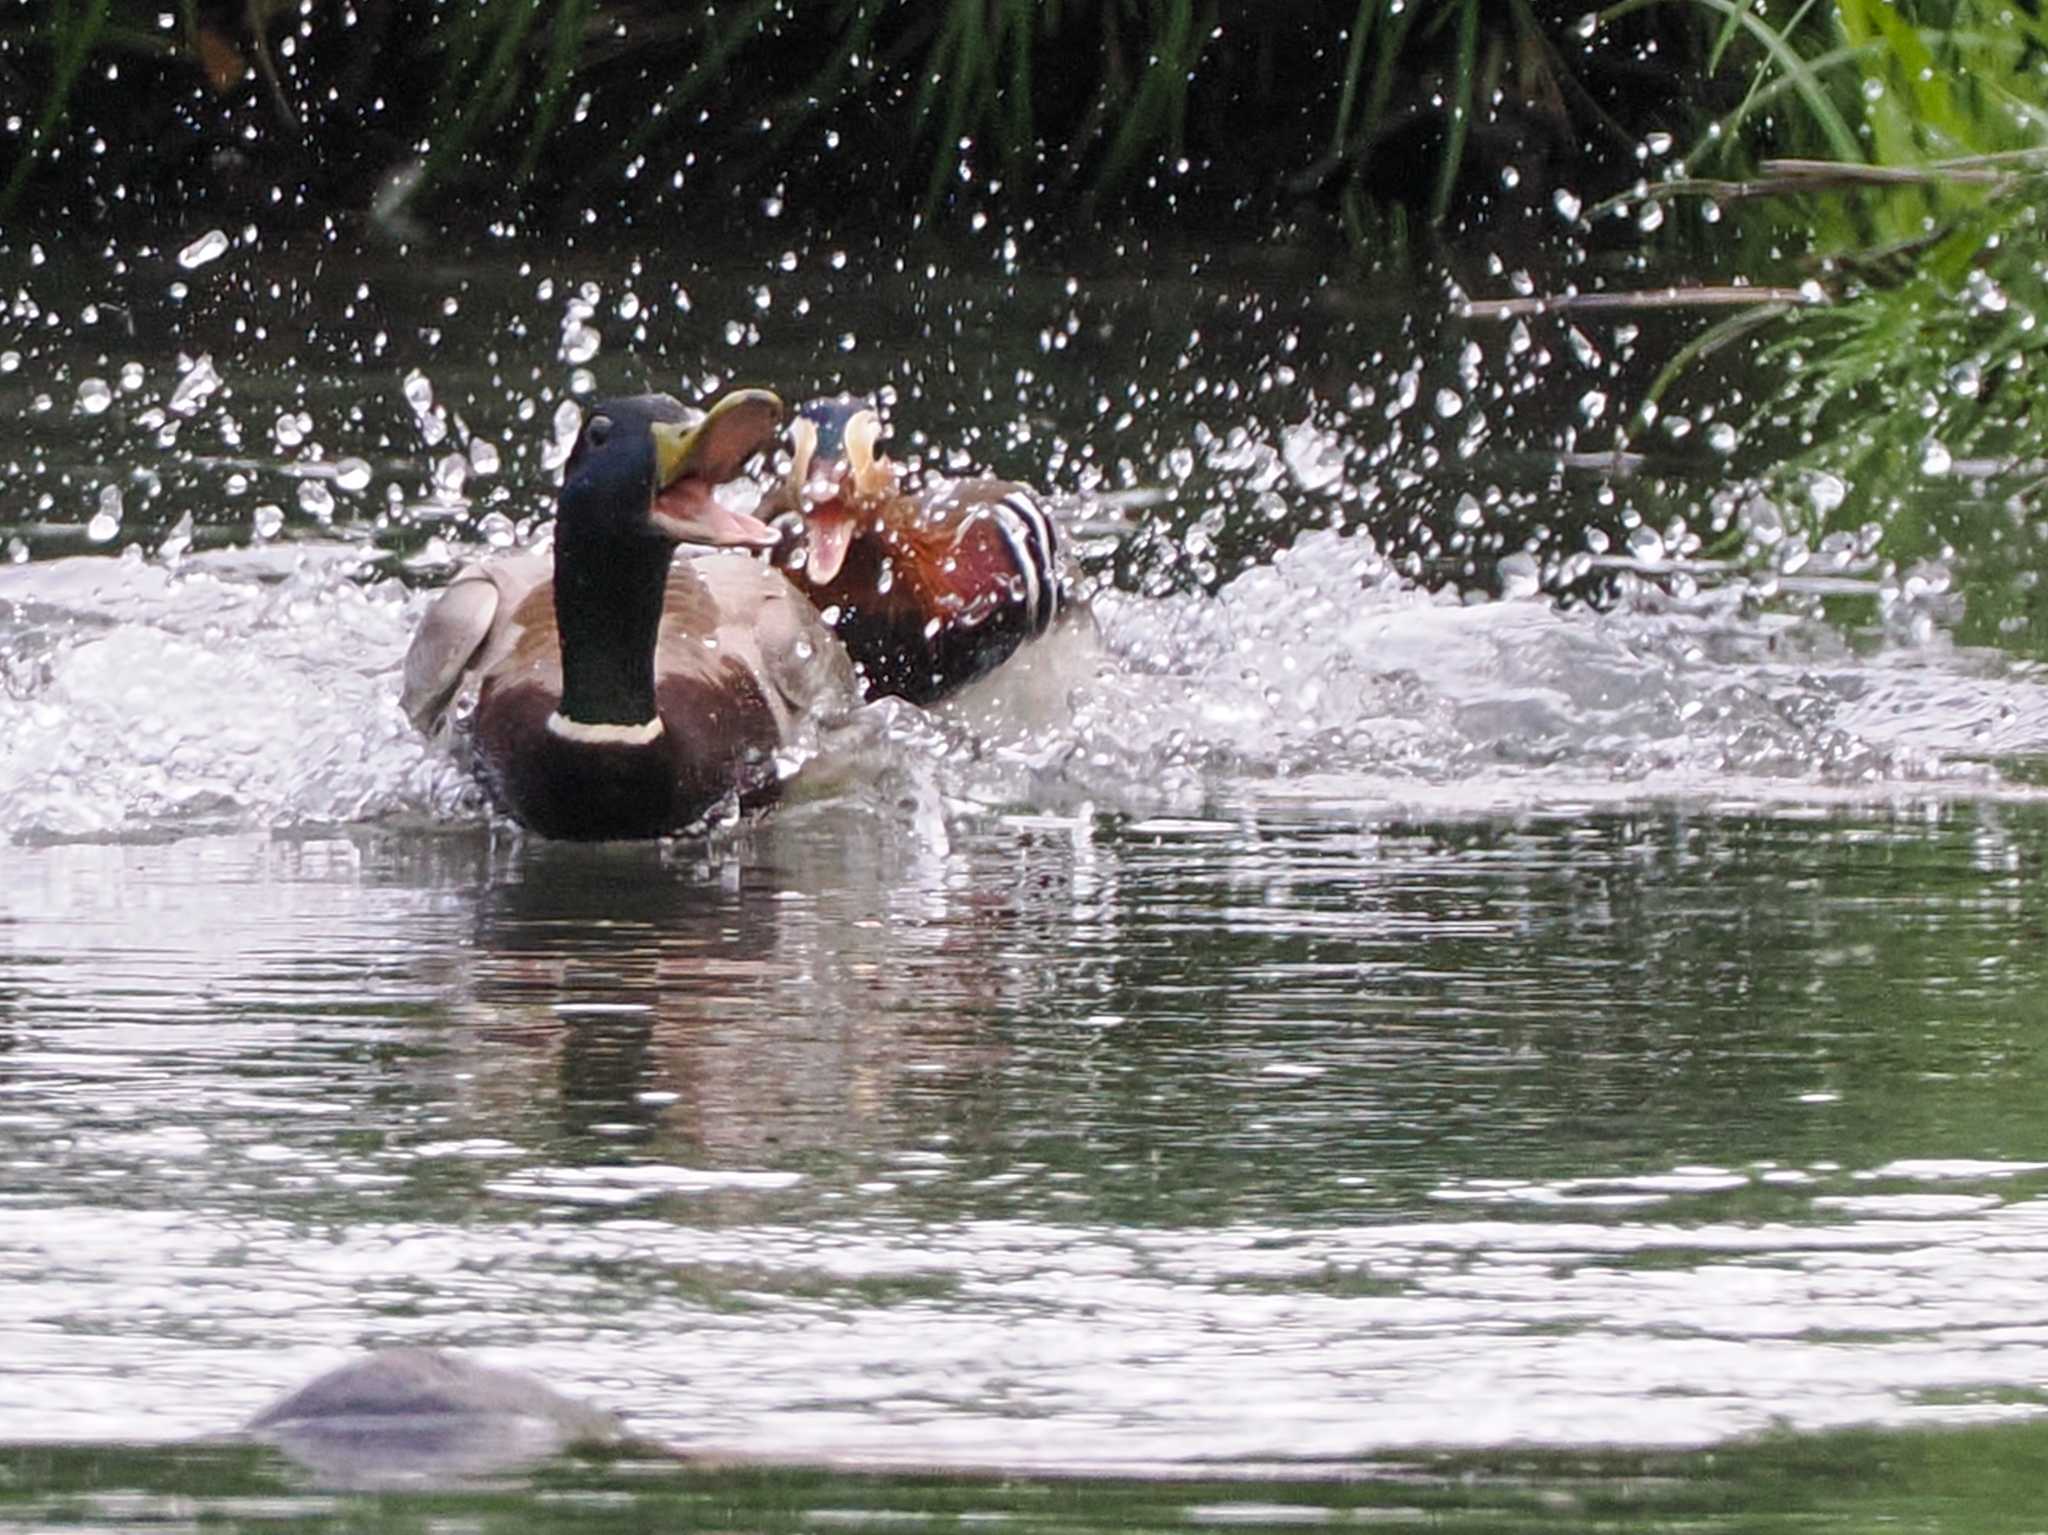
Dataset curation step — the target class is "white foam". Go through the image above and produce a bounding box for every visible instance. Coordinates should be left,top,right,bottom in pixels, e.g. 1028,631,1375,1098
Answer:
5,529,2048,843
0,546,475,841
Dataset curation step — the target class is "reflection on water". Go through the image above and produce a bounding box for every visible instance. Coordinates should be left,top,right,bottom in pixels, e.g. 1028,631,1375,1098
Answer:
9,227,2048,1532
6,806,2048,1484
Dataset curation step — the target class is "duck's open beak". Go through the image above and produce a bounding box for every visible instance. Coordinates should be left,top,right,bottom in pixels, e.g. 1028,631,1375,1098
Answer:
803,507,856,585
647,389,784,548
791,407,891,583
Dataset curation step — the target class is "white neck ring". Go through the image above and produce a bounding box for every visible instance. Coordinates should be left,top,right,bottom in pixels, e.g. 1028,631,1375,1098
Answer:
546,712,665,746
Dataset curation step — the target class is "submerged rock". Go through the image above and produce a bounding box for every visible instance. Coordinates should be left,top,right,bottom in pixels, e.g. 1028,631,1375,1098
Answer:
246,1348,623,1486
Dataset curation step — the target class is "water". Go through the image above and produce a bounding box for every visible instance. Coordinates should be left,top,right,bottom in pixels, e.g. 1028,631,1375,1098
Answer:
9,808,2048,1526
9,232,2048,1528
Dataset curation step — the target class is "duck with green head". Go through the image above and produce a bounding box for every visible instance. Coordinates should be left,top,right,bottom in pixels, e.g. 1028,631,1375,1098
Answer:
402,390,854,840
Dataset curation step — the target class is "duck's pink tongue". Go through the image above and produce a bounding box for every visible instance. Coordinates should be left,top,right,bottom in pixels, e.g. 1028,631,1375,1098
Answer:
648,482,780,548
803,511,855,584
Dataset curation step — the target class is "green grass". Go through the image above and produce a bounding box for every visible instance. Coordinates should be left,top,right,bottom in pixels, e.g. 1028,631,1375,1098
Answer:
2,0,114,215
1593,3,2048,534
2,1,1715,225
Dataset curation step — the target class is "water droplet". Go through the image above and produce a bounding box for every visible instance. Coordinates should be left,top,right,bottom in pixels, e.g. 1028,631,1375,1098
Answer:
1807,473,1847,514
1434,388,1463,418
1578,389,1608,423
1626,525,1666,561
1281,420,1345,491
176,228,230,269
1740,494,1784,547
1454,494,1483,529
168,354,222,416
87,485,122,542
1920,440,1952,476
1706,421,1738,454
402,370,434,415
0,351,18,374
252,503,284,539
273,410,310,449
468,438,501,475
334,457,372,491
1964,270,2009,315
158,510,194,562
1552,188,1583,222
298,480,336,521
562,321,601,364
433,452,468,495
1498,551,1541,598
76,377,112,415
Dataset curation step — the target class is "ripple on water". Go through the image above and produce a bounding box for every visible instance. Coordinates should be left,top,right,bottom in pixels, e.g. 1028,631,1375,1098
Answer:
9,1178,2048,1461
3,805,2048,1466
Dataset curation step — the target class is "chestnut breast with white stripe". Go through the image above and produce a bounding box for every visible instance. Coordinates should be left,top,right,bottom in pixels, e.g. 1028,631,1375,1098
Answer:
793,476,1066,706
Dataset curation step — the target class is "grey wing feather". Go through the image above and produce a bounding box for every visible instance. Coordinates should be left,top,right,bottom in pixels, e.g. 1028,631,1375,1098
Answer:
692,554,857,730
399,552,550,732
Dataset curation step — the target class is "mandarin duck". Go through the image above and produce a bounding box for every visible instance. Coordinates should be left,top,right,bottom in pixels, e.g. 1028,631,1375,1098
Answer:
768,399,1069,706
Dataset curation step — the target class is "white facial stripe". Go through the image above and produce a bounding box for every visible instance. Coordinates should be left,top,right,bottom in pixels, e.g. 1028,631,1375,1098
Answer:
987,509,1043,628
547,712,665,746
992,492,1059,631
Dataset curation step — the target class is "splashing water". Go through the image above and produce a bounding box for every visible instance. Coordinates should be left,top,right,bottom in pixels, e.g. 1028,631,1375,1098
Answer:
0,548,473,841
6,231,2048,845
4,520,2046,845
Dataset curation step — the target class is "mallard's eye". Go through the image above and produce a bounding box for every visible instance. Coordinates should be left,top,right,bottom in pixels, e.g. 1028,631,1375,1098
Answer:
585,415,612,449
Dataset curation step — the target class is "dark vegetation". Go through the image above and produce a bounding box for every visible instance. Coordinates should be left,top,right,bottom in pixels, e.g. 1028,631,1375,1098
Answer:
5,2,1717,233
11,1,2048,593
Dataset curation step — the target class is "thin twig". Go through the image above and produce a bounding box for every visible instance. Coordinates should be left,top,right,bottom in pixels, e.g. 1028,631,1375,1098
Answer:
1758,156,2011,186
1456,285,1824,320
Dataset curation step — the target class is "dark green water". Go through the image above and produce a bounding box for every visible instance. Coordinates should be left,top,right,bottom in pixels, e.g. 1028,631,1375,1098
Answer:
10,230,2048,1529
9,806,2048,1529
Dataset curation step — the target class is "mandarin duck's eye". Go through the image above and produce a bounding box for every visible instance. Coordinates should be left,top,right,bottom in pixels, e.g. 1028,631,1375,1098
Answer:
584,415,612,450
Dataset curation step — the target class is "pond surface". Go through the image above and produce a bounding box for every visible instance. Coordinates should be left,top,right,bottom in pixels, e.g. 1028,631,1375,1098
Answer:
7,229,2048,1530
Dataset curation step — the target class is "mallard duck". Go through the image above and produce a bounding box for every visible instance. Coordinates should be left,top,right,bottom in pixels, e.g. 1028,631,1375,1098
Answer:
767,398,1068,706
401,390,854,840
